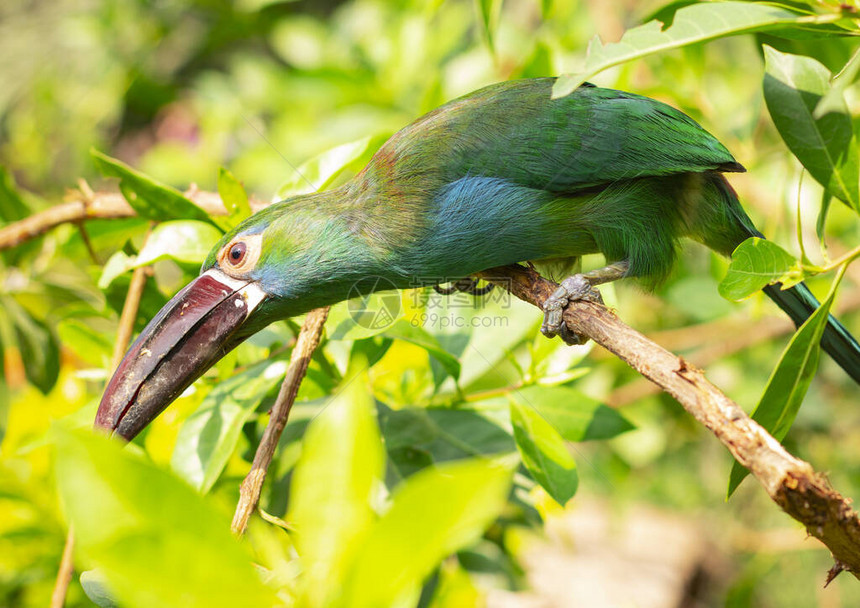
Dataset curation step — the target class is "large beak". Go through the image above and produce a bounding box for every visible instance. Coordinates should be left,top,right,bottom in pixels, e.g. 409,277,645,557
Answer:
95,268,267,440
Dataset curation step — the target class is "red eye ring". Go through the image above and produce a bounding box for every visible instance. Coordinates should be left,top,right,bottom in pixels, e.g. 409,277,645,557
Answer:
228,242,246,264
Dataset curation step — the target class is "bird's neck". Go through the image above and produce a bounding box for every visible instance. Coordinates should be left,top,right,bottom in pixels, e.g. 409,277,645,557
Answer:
253,190,393,309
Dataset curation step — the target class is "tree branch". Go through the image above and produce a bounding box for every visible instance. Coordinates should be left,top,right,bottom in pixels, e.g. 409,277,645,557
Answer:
476,264,860,582
0,188,266,250
606,287,860,407
231,307,330,536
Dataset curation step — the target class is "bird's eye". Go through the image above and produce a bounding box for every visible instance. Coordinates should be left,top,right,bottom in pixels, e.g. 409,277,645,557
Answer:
217,234,262,277
228,242,246,265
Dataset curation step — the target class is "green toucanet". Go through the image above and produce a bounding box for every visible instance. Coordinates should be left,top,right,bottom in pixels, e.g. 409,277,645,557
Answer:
96,77,860,439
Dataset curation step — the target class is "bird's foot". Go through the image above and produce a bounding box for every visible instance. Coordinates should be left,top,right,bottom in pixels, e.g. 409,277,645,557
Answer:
540,274,603,345
433,278,494,296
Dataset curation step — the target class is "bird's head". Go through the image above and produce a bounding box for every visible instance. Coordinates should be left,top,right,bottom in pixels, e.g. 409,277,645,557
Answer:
94,197,350,440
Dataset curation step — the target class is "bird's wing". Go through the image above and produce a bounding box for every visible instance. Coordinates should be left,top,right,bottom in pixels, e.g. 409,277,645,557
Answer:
386,78,743,195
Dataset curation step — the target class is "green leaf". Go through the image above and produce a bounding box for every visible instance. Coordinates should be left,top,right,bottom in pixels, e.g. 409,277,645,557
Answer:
719,238,799,301
288,368,385,607
4,297,60,394
215,168,252,231
380,406,515,480
64,217,149,261
80,570,120,608
512,385,634,442
0,166,36,264
274,136,372,200
520,41,555,80
553,2,807,98
813,46,860,120
56,318,113,368
17,318,60,395
53,428,276,608
91,149,217,225
343,458,513,607
763,46,860,211
98,251,137,290
171,359,288,492
509,400,578,506
0,166,30,223
134,220,223,267
528,326,593,385
98,219,221,286
384,320,461,381
727,275,840,496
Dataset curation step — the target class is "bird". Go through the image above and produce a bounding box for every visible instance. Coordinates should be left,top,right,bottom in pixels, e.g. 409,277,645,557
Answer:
96,77,860,440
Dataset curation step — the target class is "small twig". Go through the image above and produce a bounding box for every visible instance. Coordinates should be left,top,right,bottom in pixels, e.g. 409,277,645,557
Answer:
111,225,154,370
0,189,267,251
231,307,330,536
51,228,155,608
49,526,76,608
111,265,152,366
75,179,100,264
76,222,100,264
812,242,860,274
258,508,296,532
476,264,860,580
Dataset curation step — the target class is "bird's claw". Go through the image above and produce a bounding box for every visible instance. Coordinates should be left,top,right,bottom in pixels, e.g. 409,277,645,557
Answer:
540,274,603,345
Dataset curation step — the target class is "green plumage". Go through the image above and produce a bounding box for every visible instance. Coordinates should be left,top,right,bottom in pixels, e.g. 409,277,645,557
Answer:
209,79,751,288
203,77,860,382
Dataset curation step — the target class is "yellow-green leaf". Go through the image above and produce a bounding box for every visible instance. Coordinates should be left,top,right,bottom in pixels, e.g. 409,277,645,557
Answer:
510,400,578,506
53,428,277,608
171,359,288,492
288,368,385,607
274,137,372,200
134,220,223,267
763,46,860,212
553,3,808,98
91,149,217,225
215,167,252,230
727,274,842,497
343,458,513,607
719,238,799,301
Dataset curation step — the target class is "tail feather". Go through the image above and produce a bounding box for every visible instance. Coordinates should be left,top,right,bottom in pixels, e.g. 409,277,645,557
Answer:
763,282,860,384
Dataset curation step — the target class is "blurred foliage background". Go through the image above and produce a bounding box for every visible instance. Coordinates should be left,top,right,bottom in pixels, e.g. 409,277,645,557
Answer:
1,0,860,606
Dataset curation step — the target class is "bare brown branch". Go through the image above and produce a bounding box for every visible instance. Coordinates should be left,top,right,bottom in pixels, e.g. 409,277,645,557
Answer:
231,307,330,536
0,189,267,251
477,264,860,581
605,288,860,407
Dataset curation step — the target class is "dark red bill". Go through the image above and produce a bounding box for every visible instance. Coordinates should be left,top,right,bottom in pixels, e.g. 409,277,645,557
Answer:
95,270,266,440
